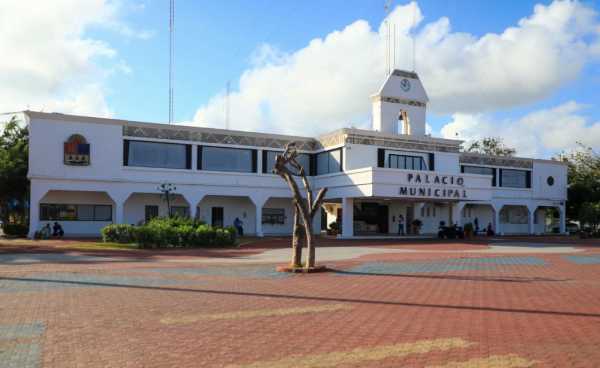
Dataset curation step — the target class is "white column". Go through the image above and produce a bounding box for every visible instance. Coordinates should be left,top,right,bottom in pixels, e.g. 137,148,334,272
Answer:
341,197,354,238
493,204,502,235
115,201,125,225
28,183,47,238
257,149,264,174
107,190,131,226
559,205,567,234
415,202,425,219
250,195,268,237
528,205,537,235
451,202,465,227
256,205,263,237
181,192,204,221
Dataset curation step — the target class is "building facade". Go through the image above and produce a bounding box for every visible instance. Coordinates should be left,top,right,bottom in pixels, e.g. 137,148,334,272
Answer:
25,70,567,238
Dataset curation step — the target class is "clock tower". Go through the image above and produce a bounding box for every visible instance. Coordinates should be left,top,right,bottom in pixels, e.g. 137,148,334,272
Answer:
371,69,429,136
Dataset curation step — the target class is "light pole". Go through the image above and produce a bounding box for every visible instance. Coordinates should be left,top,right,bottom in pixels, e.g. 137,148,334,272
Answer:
157,182,177,217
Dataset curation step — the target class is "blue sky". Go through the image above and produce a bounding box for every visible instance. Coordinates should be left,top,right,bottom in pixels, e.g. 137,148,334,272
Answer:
104,0,595,122
1,0,599,157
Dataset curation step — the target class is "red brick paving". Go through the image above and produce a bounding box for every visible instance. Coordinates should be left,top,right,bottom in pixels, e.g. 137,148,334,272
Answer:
1,237,600,367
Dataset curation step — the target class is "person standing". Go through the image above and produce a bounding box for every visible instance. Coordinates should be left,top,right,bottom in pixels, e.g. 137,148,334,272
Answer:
233,217,244,236
398,214,405,236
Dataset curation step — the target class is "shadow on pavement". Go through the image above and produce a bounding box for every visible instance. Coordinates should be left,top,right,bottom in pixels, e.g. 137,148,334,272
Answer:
1,275,598,319
330,269,568,283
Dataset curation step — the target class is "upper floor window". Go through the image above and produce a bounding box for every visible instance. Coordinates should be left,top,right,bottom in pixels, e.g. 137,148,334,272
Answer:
199,146,256,173
124,140,190,170
316,148,342,175
500,169,530,188
461,165,496,187
388,154,427,171
263,150,311,175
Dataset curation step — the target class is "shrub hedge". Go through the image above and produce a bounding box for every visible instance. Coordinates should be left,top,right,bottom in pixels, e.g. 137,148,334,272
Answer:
2,223,28,237
101,217,237,248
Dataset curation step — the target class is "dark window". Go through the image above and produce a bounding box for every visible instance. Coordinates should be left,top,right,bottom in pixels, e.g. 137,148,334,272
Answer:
211,207,224,227
40,204,112,221
125,140,189,169
170,206,190,218
263,151,311,174
500,206,528,224
200,146,255,173
77,205,95,221
316,149,342,175
501,169,530,188
388,154,426,170
262,208,285,225
462,165,496,186
547,176,555,186
145,205,159,222
94,205,112,221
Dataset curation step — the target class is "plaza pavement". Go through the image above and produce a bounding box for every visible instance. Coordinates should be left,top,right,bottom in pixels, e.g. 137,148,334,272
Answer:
1,237,600,367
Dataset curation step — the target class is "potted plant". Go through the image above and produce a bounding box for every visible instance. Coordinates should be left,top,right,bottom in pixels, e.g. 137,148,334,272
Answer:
411,219,423,235
463,222,474,239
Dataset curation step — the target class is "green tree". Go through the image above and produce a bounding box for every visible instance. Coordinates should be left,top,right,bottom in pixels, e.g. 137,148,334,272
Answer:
578,202,600,231
555,144,600,222
0,116,29,224
464,137,516,157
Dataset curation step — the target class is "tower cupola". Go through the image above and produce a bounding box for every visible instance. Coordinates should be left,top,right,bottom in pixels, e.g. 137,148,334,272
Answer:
371,69,429,136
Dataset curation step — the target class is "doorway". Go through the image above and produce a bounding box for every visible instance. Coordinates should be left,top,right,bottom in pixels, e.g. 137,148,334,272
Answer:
145,205,159,222
211,207,224,227
353,202,389,235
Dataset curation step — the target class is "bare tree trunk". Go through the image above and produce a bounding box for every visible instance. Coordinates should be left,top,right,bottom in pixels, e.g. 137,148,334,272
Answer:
273,142,328,270
291,203,303,267
304,217,315,268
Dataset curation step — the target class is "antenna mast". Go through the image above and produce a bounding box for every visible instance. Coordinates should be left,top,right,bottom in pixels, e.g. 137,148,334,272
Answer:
225,81,230,130
384,0,392,76
411,2,416,72
383,1,396,76
168,0,175,124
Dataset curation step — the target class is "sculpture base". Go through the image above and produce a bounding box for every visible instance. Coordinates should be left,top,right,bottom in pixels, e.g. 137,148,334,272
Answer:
276,265,330,273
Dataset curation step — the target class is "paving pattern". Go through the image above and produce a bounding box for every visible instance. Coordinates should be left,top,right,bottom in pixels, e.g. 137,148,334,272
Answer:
1,238,599,367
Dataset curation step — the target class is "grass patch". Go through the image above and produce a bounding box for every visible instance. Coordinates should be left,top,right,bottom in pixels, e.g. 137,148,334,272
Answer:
54,242,140,251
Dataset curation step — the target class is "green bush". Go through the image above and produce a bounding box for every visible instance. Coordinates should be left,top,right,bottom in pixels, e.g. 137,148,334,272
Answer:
101,224,135,243
177,224,195,247
463,223,474,233
215,226,237,246
101,217,235,248
2,223,28,237
132,226,156,248
192,224,215,246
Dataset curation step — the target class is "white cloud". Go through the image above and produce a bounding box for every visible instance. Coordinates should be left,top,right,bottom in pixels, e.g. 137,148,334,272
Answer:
194,0,599,136
440,101,600,157
0,0,150,117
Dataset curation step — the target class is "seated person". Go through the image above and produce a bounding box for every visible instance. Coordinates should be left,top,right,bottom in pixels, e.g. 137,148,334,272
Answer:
40,223,51,239
52,222,64,237
486,222,495,236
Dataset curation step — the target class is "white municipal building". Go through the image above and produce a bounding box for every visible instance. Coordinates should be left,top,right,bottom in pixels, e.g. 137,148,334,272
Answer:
25,70,567,238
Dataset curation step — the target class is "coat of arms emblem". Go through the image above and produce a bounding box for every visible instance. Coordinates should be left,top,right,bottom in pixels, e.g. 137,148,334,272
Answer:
63,134,90,165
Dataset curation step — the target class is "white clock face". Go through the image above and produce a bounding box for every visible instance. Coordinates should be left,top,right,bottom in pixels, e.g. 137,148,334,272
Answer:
400,78,411,92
